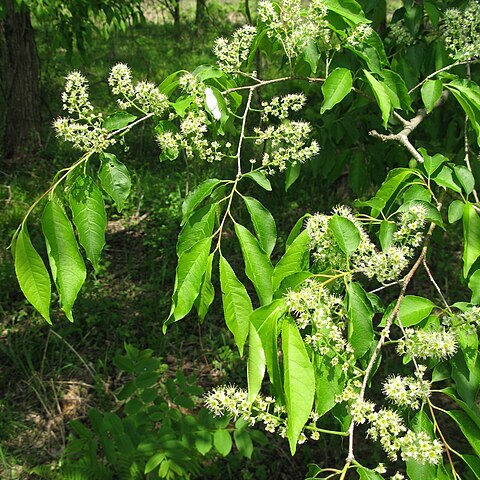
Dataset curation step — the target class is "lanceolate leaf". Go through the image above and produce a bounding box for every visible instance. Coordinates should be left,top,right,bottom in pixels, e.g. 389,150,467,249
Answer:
363,70,392,127
170,237,211,322
421,79,443,114
98,152,131,212
321,68,352,113
250,300,287,400
463,202,480,278
234,223,273,305
247,321,266,404
243,196,276,257
69,174,107,270
346,282,374,358
219,255,252,356
282,317,315,455
177,204,215,257
243,171,272,191
194,252,215,322
14,225,52,324
181,179,222,225
273,230,310,292
329,215,361,256
103,112,137,132
446,410,480,457
41,199,86,322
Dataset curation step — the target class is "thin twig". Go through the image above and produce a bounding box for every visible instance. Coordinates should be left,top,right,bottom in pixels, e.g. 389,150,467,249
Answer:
237,88,254,177
408,61,470,94
423,258,451,311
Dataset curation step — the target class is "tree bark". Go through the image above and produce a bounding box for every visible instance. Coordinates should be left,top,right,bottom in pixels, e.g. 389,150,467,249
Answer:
195,0,207,26
2,0,41,162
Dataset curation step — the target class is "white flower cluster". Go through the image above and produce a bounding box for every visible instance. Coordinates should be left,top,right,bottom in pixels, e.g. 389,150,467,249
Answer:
397,328,458,360
258,0,332,60
285,279,354,370
255,121,320,173
457,305,480,330
306,204,427,283
262,93,306,119
346,23,374,47
388,21,414,48
382,374,431,409
108,63,169,116
213,25,257,73
443,1,480,60
54,71,114,152
179,72,205,105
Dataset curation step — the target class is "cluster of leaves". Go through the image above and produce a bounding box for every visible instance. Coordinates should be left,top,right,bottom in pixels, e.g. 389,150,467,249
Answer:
11,0,480,478
31,344,261,479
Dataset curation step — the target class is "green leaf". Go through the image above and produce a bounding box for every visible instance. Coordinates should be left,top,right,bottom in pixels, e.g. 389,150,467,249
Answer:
194,430,212,455
314,355,345,417
321,68,352,113
181,179,222,225
398,296,435,327
219,255,252,356
303,39,320,75
103,112,137,132
458,327,479,374
194,253,215,322
446,410,480,456
250,300,287,400
144,452,165,474
213,429,232,457
248,321,266,404
463,202,480,277
233,427,253,459
364,70,392,127
357,467,384,480
177,204,215,257
380,69,411,111
460,454,480,480
346,282,375,358
243,196,276,257
170,237,212,322
282,317,315,454
324,0,368,25
421,80,443,114
379,220,396,250
448,200,464,224
41,200,86,322
98,152,131,212
454,165,475,196
243,170,272,191
69,174,107,270
433,165,462,193
273,230,310,292
451,354,480,407
234,223,273,305
419,148,447,176
285,161,301,191
287,214,310,247
329,215,361,256
14,226,51,323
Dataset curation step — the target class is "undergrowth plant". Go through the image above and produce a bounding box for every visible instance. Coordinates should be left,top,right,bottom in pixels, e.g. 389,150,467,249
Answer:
11,0,480,478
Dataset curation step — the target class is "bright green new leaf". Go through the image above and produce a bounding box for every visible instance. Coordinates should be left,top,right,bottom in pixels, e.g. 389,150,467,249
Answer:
244,196,276,257
247,321,266,404
448,199,465,224
463,202,480,277
170,237,211,322
250,300,287,400
418,148,447,177
321,68,352,113
398,295,435,327
346,282,374,358
446,410,480,457
282,317,315,454
454,165,475,196
379,220,396,250
98,152,131,212
69,174,107,270
219,255,252,356
285,161,301,192
243,171,272,191
324,0,368,25
273,230,310,292
433,165,462,193
364,70,392,127
181,178,222,225
213,429,232,457
103,112,137,132
286,215,310,248
41,199,86,322
357,467,384,480
194,253,215,322
329,214,361,256
14,225,52,323
421,79,443,114
233,427,253,459
177,204,215,257
234,223,273,305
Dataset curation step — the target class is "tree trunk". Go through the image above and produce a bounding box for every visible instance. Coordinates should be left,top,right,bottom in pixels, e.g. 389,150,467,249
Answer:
173,0,180,26
2,0,41,162
195,0,207,26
